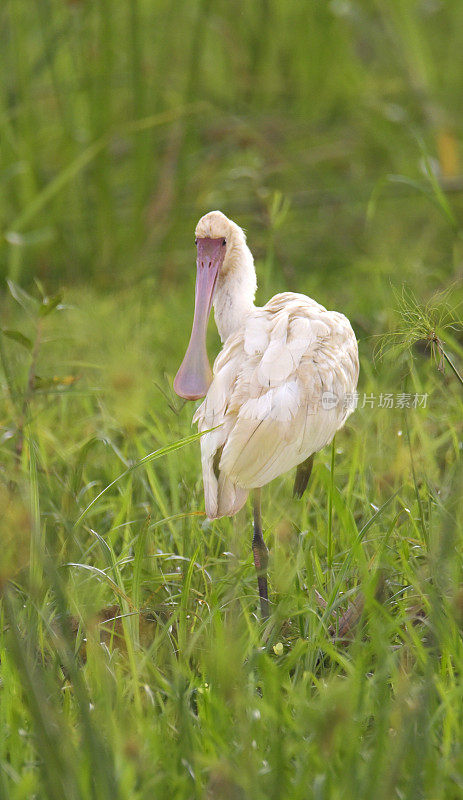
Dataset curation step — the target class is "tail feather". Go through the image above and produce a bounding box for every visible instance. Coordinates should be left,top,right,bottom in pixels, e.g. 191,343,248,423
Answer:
202,458,248,519
217,473,249,518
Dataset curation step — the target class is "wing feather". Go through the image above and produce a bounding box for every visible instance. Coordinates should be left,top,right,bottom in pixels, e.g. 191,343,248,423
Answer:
193,292,359,511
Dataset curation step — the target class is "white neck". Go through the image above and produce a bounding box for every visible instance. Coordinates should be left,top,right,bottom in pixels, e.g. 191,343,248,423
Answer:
212,234,257,342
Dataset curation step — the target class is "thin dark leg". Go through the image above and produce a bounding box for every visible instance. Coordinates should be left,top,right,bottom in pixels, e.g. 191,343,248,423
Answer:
252,488,269,619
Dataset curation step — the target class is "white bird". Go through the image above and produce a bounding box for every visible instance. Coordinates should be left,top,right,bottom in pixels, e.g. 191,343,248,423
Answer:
174,211,359,617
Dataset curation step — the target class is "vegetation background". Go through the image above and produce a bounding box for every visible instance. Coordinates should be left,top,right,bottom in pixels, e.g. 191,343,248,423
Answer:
1,1,463,797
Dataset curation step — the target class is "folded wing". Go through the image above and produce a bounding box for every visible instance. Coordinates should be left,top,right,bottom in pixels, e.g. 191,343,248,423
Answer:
193,293,359,519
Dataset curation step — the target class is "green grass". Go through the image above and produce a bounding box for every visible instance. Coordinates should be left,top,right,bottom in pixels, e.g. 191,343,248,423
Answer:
1,273,463,799
1,1,463,798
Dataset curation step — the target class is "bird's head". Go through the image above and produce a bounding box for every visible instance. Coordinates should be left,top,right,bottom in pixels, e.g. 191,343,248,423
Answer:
174,210,240,401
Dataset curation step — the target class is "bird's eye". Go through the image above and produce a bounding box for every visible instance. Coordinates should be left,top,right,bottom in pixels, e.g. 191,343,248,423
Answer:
222,239,226,246
195,238,198,245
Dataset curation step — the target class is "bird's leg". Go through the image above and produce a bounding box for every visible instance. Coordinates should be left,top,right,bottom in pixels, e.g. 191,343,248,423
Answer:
252,488,269,619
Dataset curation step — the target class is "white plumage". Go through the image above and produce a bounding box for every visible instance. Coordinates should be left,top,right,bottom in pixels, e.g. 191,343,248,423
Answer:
173,210,359,522
193,290,358,518
174,211,359,617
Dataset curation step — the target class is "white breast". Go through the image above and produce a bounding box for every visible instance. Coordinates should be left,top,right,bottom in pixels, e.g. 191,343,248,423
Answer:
193,292,359,519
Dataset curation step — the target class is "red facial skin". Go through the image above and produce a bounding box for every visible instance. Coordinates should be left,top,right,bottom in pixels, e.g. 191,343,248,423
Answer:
174,237,226,400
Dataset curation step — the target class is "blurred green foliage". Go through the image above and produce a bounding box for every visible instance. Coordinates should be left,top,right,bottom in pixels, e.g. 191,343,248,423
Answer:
1,1,463,798
1,0,463,291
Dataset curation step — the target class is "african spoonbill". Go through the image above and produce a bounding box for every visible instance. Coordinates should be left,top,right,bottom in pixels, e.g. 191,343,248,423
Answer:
174,211,359,618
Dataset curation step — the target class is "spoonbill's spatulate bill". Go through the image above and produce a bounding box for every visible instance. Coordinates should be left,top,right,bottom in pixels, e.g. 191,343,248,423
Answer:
174,211,359,618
